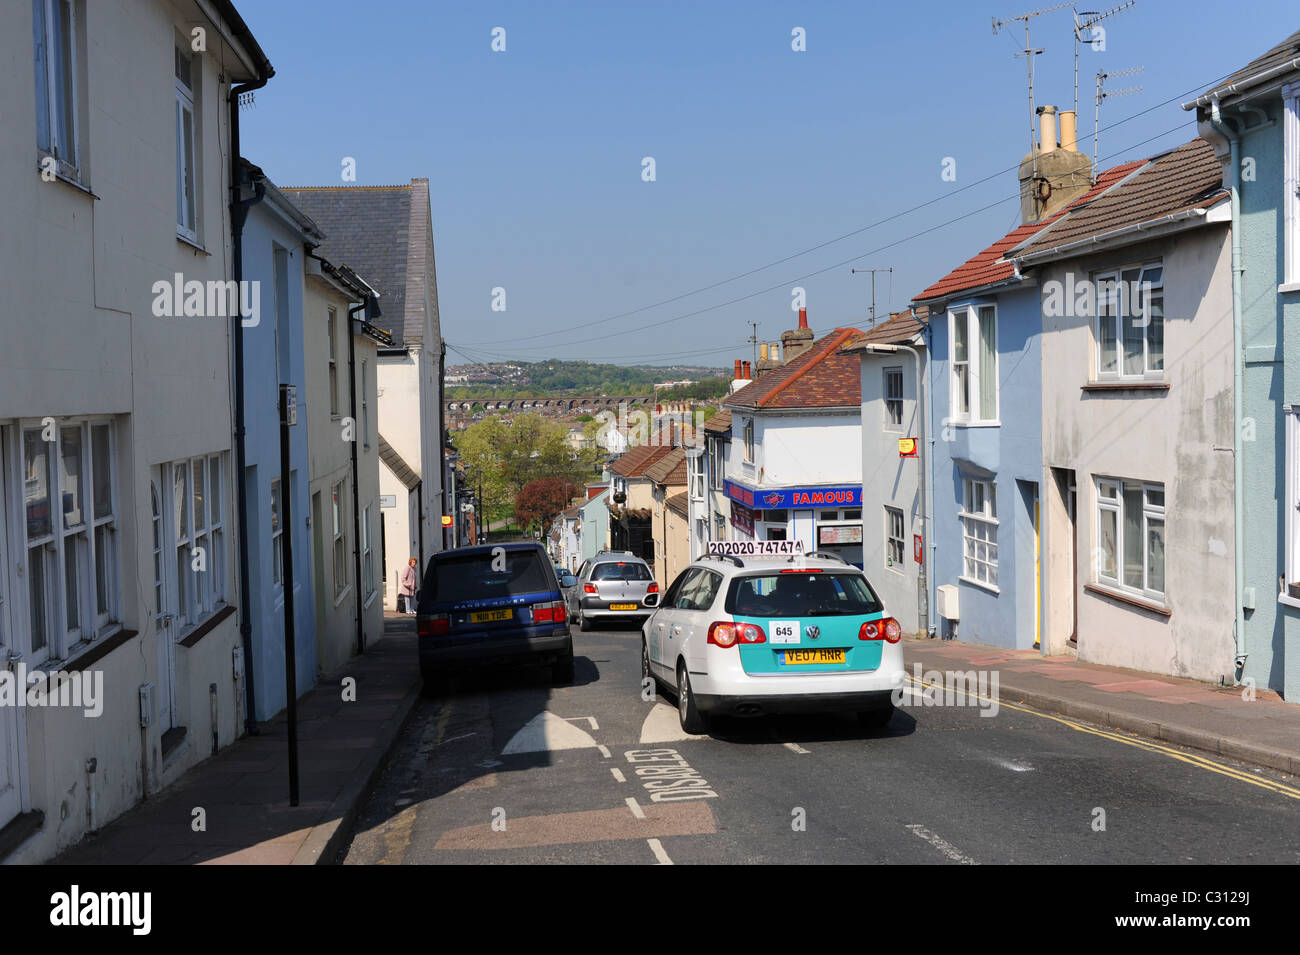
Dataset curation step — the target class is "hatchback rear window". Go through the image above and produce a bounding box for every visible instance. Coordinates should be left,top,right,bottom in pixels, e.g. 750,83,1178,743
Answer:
725,572,882,617
591,561,651,581
424,551,551,601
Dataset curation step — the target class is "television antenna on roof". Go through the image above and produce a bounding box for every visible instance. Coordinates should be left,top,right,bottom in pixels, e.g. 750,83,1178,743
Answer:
1072,3,1136,118
993,2,1075,182
1094,66,1144,177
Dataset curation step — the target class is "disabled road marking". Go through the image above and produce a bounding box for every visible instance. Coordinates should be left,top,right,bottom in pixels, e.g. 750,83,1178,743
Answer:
639,703,694,743
646,838,673,865
502,712,599,754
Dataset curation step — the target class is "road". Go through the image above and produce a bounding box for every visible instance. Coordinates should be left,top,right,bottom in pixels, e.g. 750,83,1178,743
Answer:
341,627,1300,864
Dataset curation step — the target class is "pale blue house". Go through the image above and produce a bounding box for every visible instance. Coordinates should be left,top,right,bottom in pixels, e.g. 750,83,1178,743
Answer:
238,161,319,721
1183,32,1300,702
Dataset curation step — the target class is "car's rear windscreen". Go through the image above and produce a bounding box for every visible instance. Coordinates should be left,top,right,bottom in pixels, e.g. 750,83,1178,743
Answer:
424,551,551,601
725,572,883,617
591,561,652,581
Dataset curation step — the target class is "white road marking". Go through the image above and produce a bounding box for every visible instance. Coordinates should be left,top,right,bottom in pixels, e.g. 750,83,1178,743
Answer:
783,742,811,755
438,732,475,746
625,797,646,819
610,767,627,783
502,712,599,754
639,703,694,743
647,838,673,865
597,745,611,758
906,824,978,865
566,716,600,730
991,758,1033,772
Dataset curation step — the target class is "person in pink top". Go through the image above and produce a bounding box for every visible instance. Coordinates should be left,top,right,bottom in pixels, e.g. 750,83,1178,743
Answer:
400,557,419,614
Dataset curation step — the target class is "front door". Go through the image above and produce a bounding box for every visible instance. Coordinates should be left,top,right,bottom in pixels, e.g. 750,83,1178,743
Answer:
0,434,23,829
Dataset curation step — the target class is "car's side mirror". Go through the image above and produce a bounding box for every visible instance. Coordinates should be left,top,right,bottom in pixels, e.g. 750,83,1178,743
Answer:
561,575,577,588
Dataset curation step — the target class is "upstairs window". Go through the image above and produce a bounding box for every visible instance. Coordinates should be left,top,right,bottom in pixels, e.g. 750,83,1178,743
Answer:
884,367,904,430
1284,84,1300,286
1096,264,1164,380
959,476,998,589
33,0,81,180
327,308,339,416
949,305,997,423
175,42,198,240
743,418,755,463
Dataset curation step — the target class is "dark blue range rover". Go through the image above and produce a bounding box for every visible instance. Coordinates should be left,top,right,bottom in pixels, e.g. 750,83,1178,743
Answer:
417,542,575,692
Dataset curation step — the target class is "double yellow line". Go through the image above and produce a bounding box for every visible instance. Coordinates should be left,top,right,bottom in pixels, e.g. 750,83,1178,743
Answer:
905,675,1300,800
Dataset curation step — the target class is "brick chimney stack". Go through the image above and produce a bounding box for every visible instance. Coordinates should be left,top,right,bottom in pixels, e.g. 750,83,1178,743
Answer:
781,306,815,364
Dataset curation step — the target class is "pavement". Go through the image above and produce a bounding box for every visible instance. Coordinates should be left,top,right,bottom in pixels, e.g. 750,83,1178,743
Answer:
49,623,1300,864
52,613,422,865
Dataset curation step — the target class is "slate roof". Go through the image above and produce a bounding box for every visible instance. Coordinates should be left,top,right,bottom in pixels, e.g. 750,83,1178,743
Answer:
644,447,688,487
703,408,732,434
1184,28,1300,107
843,309,924,351
280,182,437,347
666,491,689,518
378,435,420,489
913,161,1144,303
609,445,675,478
724,328,861,411
1012,140,1227,262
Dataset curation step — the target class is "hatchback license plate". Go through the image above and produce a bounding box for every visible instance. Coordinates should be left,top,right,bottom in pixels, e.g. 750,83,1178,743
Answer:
469,609,513,623
608,603,638,611
782,648,846,665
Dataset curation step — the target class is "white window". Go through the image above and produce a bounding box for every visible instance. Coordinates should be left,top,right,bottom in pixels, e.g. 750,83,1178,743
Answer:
688,453,704,500
162,454,226,629
959,476,998,588
174,43,198,240
332,481,347,598
271,478,283,587
708,437,726,490
1283,84,1299,285
361,359,370,450
17,418,118,665
1095,477,1165,599
327,307,339,416
743,418,755,463
1095,264,1163,380
884,367,904,430
362,503,375,600
33,0,80,180
949,305,998,423
884,506,905,568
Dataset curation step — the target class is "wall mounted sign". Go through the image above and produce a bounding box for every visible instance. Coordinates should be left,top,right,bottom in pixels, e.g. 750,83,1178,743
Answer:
724,479,861,510
730,499,755,535
898,437,917,457
818,524,863,545
914,533,924,564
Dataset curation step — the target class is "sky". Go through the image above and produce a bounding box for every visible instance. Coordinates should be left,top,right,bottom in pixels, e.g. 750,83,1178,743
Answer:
237,1,1297,369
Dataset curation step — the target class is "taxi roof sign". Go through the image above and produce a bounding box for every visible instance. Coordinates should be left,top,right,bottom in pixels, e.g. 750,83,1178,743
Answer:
706,540,805,557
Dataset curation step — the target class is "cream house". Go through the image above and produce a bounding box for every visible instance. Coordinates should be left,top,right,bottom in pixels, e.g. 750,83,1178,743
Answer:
0,0,270,860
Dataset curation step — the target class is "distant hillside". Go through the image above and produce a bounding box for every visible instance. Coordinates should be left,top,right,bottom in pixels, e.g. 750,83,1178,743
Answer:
445,359,727,398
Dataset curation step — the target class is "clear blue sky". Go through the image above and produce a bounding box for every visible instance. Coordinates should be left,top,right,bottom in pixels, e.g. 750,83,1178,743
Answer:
238,1,1296,368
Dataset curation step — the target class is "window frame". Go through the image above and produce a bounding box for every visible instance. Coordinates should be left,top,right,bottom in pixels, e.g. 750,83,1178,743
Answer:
1093,263,1164,381
1283,84,1300,286
708,436,726,491
271,478,283,589
884,505,905,570
742,418,755,464
174,40,199,242
948,304,999,425
362,502,375,601
884,366,904,431
332,480,347,599
163,453,226,633
958,476,998,590
33,0,81,182
1094,475,1166,602
327,306,340,417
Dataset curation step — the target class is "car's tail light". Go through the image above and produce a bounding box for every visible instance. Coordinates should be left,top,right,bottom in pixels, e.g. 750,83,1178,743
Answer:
584,583,598,594
858,617,901,643
419,613,450,637
708,621,765,647
647,582,659,594
780,568,821,574
532,601,567,624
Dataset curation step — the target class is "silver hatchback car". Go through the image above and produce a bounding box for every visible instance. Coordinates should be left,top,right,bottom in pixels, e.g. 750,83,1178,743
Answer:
566,552,660,630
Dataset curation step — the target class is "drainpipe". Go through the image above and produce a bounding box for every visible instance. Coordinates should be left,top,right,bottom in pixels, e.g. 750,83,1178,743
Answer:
921,315,937,636
346,299,368,654
1209,97,1248,676
229,68,272,734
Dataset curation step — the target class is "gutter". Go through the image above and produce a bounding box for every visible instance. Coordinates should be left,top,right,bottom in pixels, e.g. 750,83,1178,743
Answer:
1012,206,1217,267
1182,56,1300,110
1208,98,1249,676
229,63,274,735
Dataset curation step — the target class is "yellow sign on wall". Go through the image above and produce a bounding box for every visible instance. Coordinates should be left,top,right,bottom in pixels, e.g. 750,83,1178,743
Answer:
898,438,917,457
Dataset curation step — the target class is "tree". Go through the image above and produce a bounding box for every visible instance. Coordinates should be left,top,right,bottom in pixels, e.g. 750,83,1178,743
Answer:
453,418,512,531
515,478,578,532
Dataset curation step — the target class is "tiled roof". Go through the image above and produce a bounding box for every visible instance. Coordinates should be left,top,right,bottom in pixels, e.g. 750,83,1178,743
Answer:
702,408,732,433
609,444,674,478
666,491,689,518
724,328,861,410
378,435,420,489
1186,28,1300,107
1012,140,1226,262
913,161,1144,303
561,507,580,520
843,309,924,351
281,182,437,347
644,447,687,486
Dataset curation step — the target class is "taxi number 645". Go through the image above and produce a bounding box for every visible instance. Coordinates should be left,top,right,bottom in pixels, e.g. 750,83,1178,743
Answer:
770,620,800,644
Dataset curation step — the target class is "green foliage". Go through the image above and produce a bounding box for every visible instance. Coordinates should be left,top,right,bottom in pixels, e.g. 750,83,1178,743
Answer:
445,360,726,400
656,376,730,400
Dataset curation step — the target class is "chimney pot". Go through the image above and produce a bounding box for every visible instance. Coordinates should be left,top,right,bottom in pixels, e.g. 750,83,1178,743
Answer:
1038,105,1059,154
798,307,809,330
759,343,769,361
742,361,752,379
1059,109,1078,153
734,359,742,378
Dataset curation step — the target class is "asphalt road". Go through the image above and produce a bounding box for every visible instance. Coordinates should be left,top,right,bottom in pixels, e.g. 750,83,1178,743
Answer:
341,627,1300,865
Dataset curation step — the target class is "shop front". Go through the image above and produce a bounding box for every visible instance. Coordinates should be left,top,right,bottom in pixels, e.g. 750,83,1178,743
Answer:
723,480,863,566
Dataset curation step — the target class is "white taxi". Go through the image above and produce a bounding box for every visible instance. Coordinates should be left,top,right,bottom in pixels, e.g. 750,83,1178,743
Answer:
641,548,904,733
